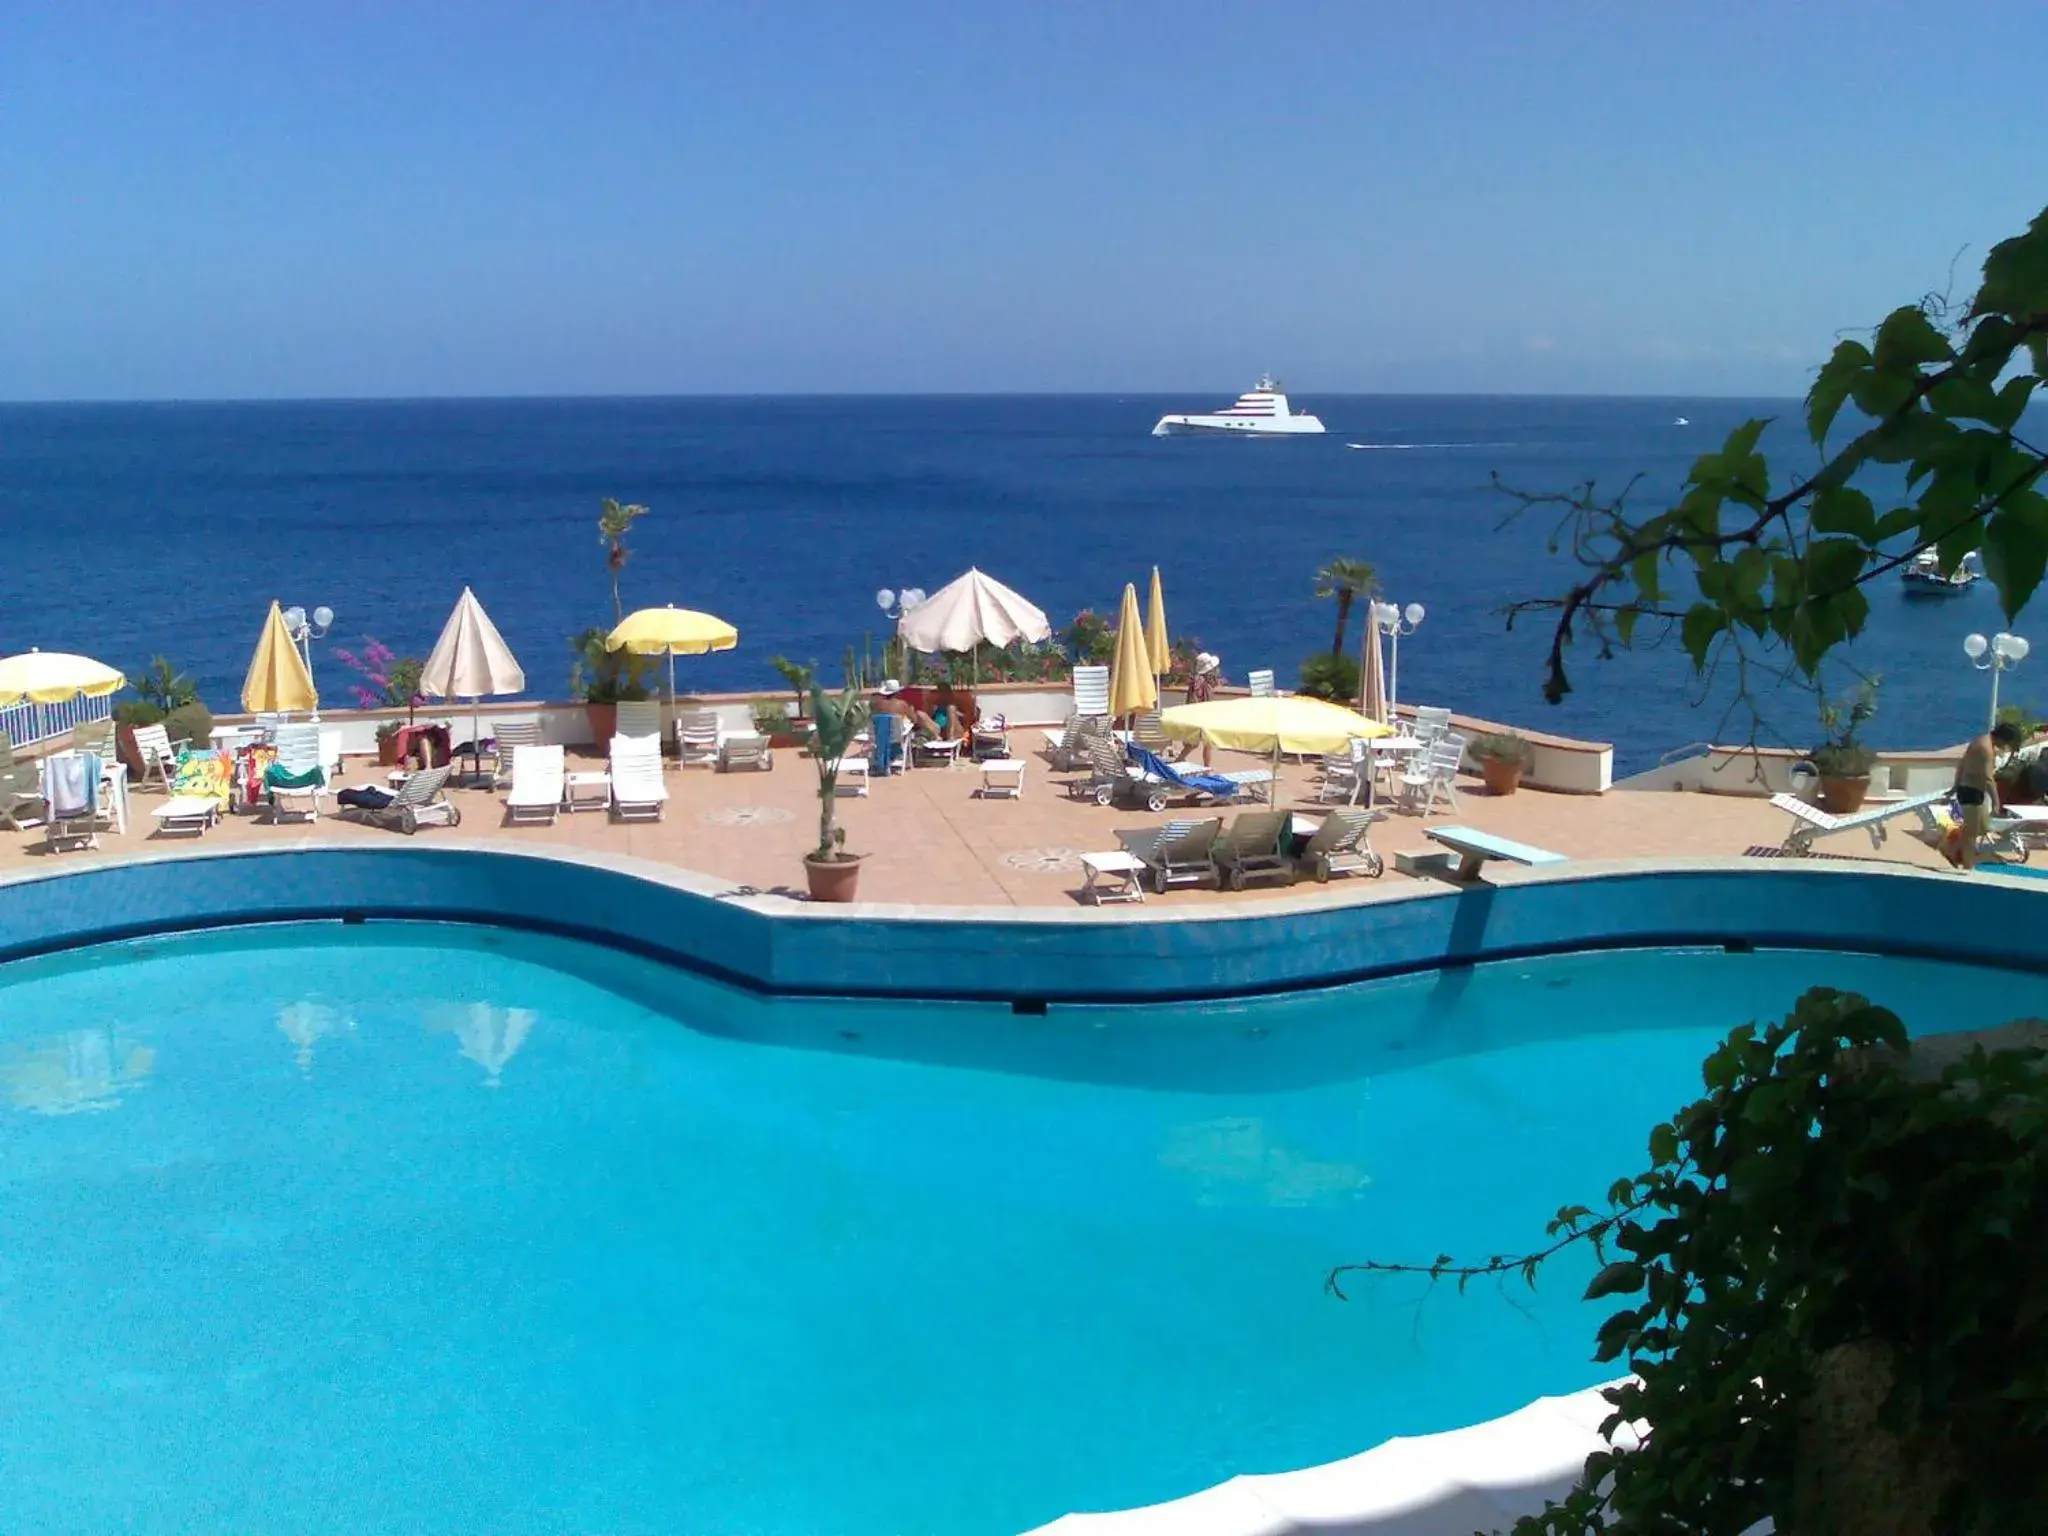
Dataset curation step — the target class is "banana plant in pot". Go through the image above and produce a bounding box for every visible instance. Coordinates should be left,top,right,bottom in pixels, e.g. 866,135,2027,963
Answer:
804,679,871,902
1808,680,1881,814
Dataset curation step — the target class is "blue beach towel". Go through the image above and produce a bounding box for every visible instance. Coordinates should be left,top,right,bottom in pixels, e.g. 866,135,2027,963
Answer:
1125,742,1238,799
872,712,901,774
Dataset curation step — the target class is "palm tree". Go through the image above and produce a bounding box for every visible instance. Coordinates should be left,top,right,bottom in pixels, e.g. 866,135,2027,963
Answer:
1315,557,1379,658
598,497,650,621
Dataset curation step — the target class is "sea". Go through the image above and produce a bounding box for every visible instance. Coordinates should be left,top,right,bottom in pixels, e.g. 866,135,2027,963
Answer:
0,395,2010,773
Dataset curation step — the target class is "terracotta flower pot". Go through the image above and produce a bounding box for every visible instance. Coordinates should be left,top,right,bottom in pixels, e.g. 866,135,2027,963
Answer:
585,702,618,748
377,733,402,767
115,722,147,778
803,853,864,903
1818,775,1871,814
1478,756,1525,796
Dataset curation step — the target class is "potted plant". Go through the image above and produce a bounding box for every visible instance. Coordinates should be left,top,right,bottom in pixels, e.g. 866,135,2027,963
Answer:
1470,731,1534,795
803,679,870,902
375,720,405,767
570,627,652,746
114,656,198,773
752,700,800,749
1810,681,1881,813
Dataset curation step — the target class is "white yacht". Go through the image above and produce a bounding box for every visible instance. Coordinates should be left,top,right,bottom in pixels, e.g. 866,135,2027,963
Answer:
1152,375,1326,437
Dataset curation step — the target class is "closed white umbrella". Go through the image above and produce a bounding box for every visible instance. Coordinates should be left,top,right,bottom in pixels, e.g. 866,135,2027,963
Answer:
420,588,526,781
896,568,1051,681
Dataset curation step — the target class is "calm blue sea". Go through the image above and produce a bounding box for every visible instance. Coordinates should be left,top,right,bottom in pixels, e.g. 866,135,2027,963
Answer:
0,395,2006,770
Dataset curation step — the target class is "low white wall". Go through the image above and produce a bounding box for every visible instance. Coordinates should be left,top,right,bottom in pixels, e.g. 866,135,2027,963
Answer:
1618,746,1962,798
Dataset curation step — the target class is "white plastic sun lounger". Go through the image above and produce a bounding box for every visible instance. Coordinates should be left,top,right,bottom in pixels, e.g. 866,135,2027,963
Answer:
505,743,565,825
609,735,668,822
1424,825,1568,882
1772,790,1945,856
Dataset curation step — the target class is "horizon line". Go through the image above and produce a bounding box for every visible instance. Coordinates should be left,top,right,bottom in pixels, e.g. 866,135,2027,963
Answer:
0,388,1806,407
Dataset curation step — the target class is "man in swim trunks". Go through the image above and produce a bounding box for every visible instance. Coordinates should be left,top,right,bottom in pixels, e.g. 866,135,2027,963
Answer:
1949,720,2023,871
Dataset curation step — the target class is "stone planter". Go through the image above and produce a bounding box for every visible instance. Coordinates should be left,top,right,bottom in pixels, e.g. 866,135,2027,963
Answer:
1478,756,1525,796
1818,775,1871,814
377,732,402,767
803,853,864,903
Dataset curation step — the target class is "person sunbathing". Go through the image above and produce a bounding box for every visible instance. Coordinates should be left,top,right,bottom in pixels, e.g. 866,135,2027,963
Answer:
871,680,939,736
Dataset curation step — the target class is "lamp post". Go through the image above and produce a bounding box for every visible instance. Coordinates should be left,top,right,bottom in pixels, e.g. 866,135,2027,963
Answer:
875,586,927,682
282,604,334,720
1965,630,2030,727
1372,599,1427,718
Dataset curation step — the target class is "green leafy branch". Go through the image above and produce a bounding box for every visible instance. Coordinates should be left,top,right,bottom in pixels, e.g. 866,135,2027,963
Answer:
1503,207,2048,708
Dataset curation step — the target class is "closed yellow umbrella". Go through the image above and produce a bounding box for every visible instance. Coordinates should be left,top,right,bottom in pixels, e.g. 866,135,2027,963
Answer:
1144,566,1170,689
606,605,740,704
1161,695,1390,757
1108,582,1157,717
0,650,124,706
242,602,318,714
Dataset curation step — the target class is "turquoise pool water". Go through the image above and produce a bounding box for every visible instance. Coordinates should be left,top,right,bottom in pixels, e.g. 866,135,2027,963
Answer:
1,923,2041,1535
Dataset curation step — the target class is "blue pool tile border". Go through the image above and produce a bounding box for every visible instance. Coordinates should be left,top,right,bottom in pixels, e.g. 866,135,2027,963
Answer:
0,843,2040,1003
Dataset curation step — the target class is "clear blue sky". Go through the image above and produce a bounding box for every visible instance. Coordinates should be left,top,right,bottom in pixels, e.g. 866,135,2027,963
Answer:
5,2,2043,399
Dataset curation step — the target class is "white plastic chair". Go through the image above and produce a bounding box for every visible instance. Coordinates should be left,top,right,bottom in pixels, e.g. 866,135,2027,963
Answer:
268,723,327,823
676,707,721,767
1248,669,1276,698
1401,731,1467,817
132,722,187,793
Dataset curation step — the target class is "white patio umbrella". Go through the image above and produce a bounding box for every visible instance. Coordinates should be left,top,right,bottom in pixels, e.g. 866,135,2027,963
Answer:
1360,602,1389,725
895,567,1051,681
419,588,526,780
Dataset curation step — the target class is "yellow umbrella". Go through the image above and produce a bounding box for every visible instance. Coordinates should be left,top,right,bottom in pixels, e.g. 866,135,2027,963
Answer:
606,605,740,704
0,650,124,706
242,601,318,714
1108,582,1157,718
1144,566,1170,690
1161,695,1391,757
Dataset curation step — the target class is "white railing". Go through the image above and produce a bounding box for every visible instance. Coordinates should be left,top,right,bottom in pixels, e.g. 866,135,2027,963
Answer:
0,693,114,750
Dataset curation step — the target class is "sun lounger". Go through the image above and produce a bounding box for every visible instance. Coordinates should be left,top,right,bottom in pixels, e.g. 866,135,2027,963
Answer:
151,795,219,837
676,707,721,767
977,757,1026,799
1116,815,1224,893
339,764,458,835
609,735,668,822
717,733,773,773
1070,664,1111,721
1774,790,1946,856
1125,742,1273,809
1044,713,1107,772
616,700,663,743
265,723,327,824
40,750,102,852
832,756,870,797
1424,824,1567,882
1248,669,1276,698
130,722,190,793
505,743,565,825
1212,810,1293,891
1295,808,1385,881
0,730,42,831
490,721,542,788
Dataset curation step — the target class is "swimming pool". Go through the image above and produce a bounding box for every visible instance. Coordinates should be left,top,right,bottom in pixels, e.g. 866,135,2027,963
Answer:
2,922,2041,1535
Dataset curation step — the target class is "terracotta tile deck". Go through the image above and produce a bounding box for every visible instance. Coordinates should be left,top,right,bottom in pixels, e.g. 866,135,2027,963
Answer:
0,743,1961,905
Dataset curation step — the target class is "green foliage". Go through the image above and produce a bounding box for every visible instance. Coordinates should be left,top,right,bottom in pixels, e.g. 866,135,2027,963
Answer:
568,627,653,703
1315,556,1380,657
1507,205,2048,709
1063,609,1116,666
384,657,424,714
770,655,816,704
1995,700,2046,743
1469,730,1534,768
807,678,871,861
1332,988,2048,1533
1810,678,1881,778
112,699,166,728
752,700,795,736
1296,652,1361,702
131,656,198,713
162,701,212,749
597,496,649,622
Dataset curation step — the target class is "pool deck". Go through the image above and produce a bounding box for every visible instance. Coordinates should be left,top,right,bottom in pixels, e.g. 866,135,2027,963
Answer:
0,743,1963,906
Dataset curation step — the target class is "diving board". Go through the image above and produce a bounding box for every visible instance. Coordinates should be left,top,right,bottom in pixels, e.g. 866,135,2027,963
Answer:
1423,825,1568,882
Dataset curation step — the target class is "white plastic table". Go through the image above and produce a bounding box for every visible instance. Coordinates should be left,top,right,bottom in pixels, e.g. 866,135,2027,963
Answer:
1080,850,1147,905
563,771,611,813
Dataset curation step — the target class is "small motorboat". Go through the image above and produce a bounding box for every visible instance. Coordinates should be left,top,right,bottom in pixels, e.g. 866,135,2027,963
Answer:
1673,415,1690,426
1901,548,1981,597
